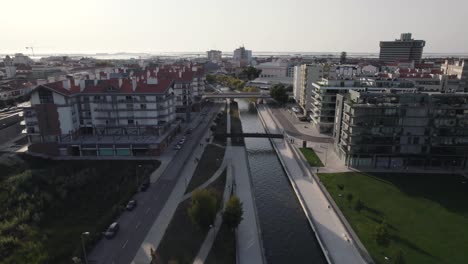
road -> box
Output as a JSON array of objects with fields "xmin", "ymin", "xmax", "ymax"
[{"xmin": 87, "ymin": 103, "xmax": 222, "ymax": 264}]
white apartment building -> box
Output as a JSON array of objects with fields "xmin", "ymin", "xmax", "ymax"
[
  {"xmin": 441, "ymin": 59, "xmax": 468, "ymax": 92},
  {"xmin": 24, "ymin": 66, "xmax": 205, "ymax": 157},
  {"xmin": 292, "ymin": 64, "xmax": 337, "ymax": 113}
]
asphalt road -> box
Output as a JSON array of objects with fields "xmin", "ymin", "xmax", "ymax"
[
  {"xmin": 87, "ymin": 103, "xmax": 222, "ymax": 264},
  {"xmin": 268, "ymin": 105, "xmax": 332, "ymax": 143}
]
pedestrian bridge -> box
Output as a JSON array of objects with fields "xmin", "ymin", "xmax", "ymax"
[
  {"xmin": 216, "ymin": 132, "xmax": 283, "ymax": 139},
  {"xmin": 203, "ymin": 93, "xmax": 271, "ymax": 99}
]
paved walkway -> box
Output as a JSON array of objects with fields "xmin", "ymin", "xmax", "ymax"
[
  {"xmin": 181, "ymin": 160, "xmax": 228, "ymax": 201},
  {"xmin": 258, "ymin": 105, "xmax": 367, "ymax": 264}
]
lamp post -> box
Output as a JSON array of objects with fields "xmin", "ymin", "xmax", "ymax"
[{"xmin": 81, "ymin": 232, "xmax": 90, "ymax": 264}]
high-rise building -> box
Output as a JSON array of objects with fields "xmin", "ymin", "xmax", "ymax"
[
  {"xmin": 379, "ymin": 33, "xmax": 425, "ymax": 63},
  {"xmin": 233, "ymin": 46, "xmax": 252, "ymax": 67},
  {"xmin": 207, "ymin": 50, "xmax": 222, "ymax": 63}
]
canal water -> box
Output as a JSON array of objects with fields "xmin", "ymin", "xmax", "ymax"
[{"xmin": 237, "ymin": 100, "xmax": 326, "ymax": 264}]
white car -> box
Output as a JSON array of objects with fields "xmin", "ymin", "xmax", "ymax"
[{"xmin": 174, "ymin": 144, "xmax": 182, "ymax": 150}]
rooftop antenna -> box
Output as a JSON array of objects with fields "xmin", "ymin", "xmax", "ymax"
[{"xmin": 25, "ymin": 46, "xmax": 35, "ymax": 56}]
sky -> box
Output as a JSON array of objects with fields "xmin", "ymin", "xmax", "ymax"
[{"xmin": 2, "ymin": 0, "xmax": 468, "ymax": 54}]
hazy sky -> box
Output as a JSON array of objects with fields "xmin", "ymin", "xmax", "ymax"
[{"xmin": 2, "ymin": 0, "xmax": 467, "ymax": 54}]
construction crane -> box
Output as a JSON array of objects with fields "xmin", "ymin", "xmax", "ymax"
[{"xmin": 25, "ymin": 46, "xmax": 35, "ymax": 56}]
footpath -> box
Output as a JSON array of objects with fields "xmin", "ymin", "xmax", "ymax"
[{"xmin": 257, "ymin": 105, "xmax": 367, "ymax": 264}]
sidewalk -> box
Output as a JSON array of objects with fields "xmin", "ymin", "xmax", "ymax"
[{"xmin": 257, "ymin": 105, "xmax": 367, "ymax": 264}]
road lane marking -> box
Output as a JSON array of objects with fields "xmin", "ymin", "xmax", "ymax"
[
  {"xmin": 122, "ymin": 239, "xmax": 128, "ymax": 249},
  {"xmin": 145, "ymin": 207, "xmax": 151, "ymax": 214},
  {"xmin": 136, "ymin": 221, "xmax": 141, "ymax": 229}
]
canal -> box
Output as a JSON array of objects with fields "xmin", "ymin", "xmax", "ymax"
[{"xmin": 237, "ymin": 100, "xmax": 326, "ymax": 264}]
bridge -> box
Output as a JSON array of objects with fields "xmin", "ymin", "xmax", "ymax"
[
  {"xmin": 215, "ymin": 132, "xmax": 283, "ymax": 139},
  {"xmin": 203, "ymin": 93, "xmax": 271, "ymax": 99}
]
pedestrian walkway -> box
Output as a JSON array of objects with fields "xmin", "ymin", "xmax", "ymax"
[
  {"xmin": 257, "ymin": 105, "xmax": 367, "ymax": 264},
  {"xmin": 230, "ymin": 146, "xmax": 265, "ymax": 264},
  {"xmin": 181, "ymin": 160, "xmax": 228, "ymax": 201}
]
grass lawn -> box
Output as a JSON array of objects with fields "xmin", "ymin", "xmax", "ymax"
[
  {"xmin": 0, "ymin": 154, "xmax": 160, "ymax": 263},
  {"xmin": 206, "ymin": 221, "xmax": 236, "ymax": 264},
  {"xmin": 157, "ymin": 169, "xmax": 227, "ymax": 263},
  {"xmin": 299, "ymin": 147, "xmax": 324, "ymax": 167},
  {"xmin": 213, "ymin": 106, "xmax": 227, "ymax": 146},
  {"xmin": 230, "ymin": 101, "xmax": 245, "ymax": 146},
  {"xmin": 319, "ymin": 172, "xmax": 468, "ymax": 264},
  {"xmin": 185, "ymin": 144, "xmax": 226, "ymax": 194}
]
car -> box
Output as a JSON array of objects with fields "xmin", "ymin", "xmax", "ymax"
[
  {"xmin": 126, "ymin": 200, "xmax": 137, "ymax": 211},
  {"xmin": 173, "ymin": 144, "xmax": 182, "ymax": 150},
  {"xmin": 139, "ymin": 182, "xmax": 150, "ymax": 192},
  {"xmin": 104, "ymin": 222, "xmax": 119, "ymax": 239}
]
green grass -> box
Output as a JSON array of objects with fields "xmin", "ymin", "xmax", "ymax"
[
  {"xmin": 157, "ymin": 169, "xmax": 227, "ymax": 263},
  {"xmin": 206, "ymin": 221, "xmax": 236, "ymax": 264},
  {"xmin": 185, "ymin": 144, "xmax": 226, "ymax": 194},
  {"xmin": 319, "ymin": 172, "xmax": 468, "ymax": 264},
  {"xmin": 0, "ymin": 154, "xmax": 160, "ymax": 263},
  {"xmin": 230, "ymin": 101, "xmax": 245, "ymax": 146},
  {"xmin": 299, "ymin": 148, "xmax": 324, "ymax": 167}
]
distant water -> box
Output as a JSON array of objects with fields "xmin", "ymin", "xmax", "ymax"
[{"xmin": 1, "ymin": 51, "xmax": 467, "ymax": 61}]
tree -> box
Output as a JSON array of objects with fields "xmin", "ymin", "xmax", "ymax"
[
  {"xmin": 374, "ymin": 221, "xmax": 390, "ymax": 247},
  {"xmin": 346, "ymin": 193, "xmax": 353, "ymax": 206},
  {"xmin": 340, "ymin": 51, "xmax": 347, "ymax": 64},
  {"xmin": 206, "ymin": 74, "xmax": 216, "ymax": 84},
  {"xmin": 223, "ymin": 196, "xmax": 244, "ymax": 230},
  {"xmin": 239, "ymin": 67, "xmax": 261, "ymax": 80},
  {"xmin": 392, "ymin": 249, "xmax": 405, "ymax": 264},
  {"xmin": 188, "ymin": 189, "xmax": 219, "ymax": 229},
  {"xmin": 337, "ymin": 184, "xmax": 344, "ymax": 191},
  {"xmin": 270, "ymin": 84, "xmax": 288, "ymax": 104},
  {"xmin": 353, "ymin": 198, "xmax": 364, "ymax": 213}
]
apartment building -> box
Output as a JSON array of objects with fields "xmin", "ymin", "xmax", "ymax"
[
  {"xmin": 441, "ymin": 59, "xmax": 468, "ymax": 92},
  {"xmin": 293, "ymin": 64, "xmax": 337, "ymax": 113},
  {"xmin": 207, "ymin": 50, "xmax": 222, "ymax": 63},
  {"xmin": 334, "ymin": 89, "xmax": 468, "ymax": 169},
  {"xmin": 309, "ymin": 78, "xmax": 414, "ymax": 133},
  {"xmin": 379, "ymin": 33, "xmax": 425, "ymax": 63},
  {"xmin": 233, "ymin": 46, "xmax": 252, "ymax": 67},
  {"xmin": 23, "ymin": 65, "xmax": 205, "ymax": 157}
]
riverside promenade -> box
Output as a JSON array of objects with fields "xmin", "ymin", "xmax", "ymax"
[{"xmin": 257, "ymin": 105, "xmax": 367, "ymax": 264}]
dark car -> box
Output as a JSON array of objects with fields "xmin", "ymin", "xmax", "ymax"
[
  {"xmin": 126, "ymin": 200, "xmax": 137, "ymax": 211},
  {"xmin": 104, "ymin": 222, "xmax": 119, "ymax": 239},
  {"xmin": 139, "ymin": 182, "xmax": 150, "ymax": 192}
]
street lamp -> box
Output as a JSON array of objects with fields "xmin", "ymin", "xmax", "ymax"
[{"xmin": 81, "ymin": 232, "xmax": 90, "ymax": 264}]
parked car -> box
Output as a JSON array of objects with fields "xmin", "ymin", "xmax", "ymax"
[
  {"xmin": 173, "ymin": 144, "xmax": 182, "ymax": 150},
  {"xmin": 126, "ymin": 200, "xmax": 137, "ymax": 211},
  {"xmin": 139, "ymin": 182, "xmax": 150, "ymax": 192},
  {"xmin": 104, "ymin": 222, "xmax": 119, "ymax": 239}
]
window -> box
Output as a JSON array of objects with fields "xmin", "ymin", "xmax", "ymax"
[
  {"xmin": 126, "ymin": 104, "xmax": 133, "ymax": 109},
  {"xmin": 38, "ymin": 89, "xmax": 54, "ymax": 104},
  {"xmin": 140, "ymin": 96, "xmax": 146, "ymax": 101},
  {"xmin": 125, "ymin": 96, "xmax": 132, "ymax": 101},
  {"xmin": 128, "ymin": 119, "xmax": 134, "ymax": 125},
  {"xmin": 140, "ymin": 104, "xmax": 147, "ymax": 110}
]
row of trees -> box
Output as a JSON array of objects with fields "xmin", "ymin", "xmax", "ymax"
[{"xmin": 188, "ymin": 189, "xmax": 244, "ymax": 231}]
